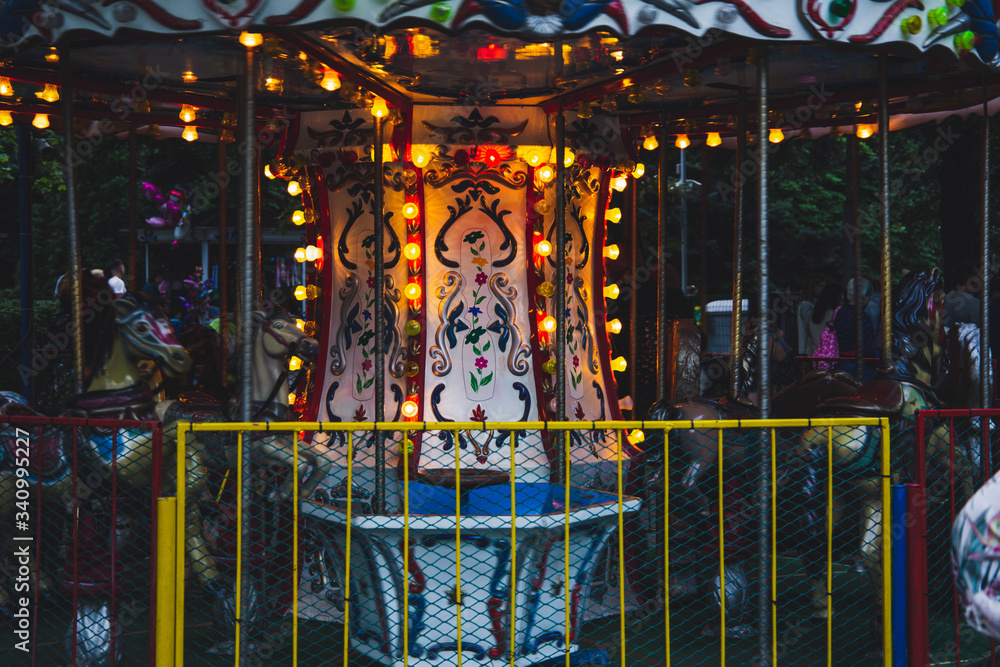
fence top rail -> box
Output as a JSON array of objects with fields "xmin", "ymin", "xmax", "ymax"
[
  {"xmin": 178, "ymin": 417, "xmax": 887, "ymax": 433},
  {"xmin": 0, "ymin": 415, "xmax": 162, "ymax": 430},
  {"xmin": 915, "ymin": 408, "xmax": 1000, "ymax": 418}
]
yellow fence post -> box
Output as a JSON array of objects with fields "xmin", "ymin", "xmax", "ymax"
[{"xmin": 156, "ymin": 496, "xmax": 177, "ymax": 667}]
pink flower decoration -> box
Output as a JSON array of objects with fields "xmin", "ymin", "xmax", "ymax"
[
  {"xmin": 573, "ymin": 355, "xmax": 580, "ymax": 367},
  {"xmin": 475, "ymin": 357, "xmax": 488, "ymax": 369},
  {"xmin": 567, "ymin": 273, "xmax": 574, "ymax": 284},
  {"xmin": 361, "ymin": 359, "xmax": 372, "ymax": 372},
  {"xmin": 475, "ymin": 272, "xmax": 488, "ymax": 285},
  {"xmin": 367, "ymin": 276, "xmax": 376, "ymax": 288}
]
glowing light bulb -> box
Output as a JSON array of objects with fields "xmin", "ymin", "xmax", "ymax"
[
  {"xmin": 769, "ymin": 128, "xmax": 785, "ymax": 144},
  {"xmin": 856, "ymin": 124, "xmax": 874, "ymax": 139},
  {"xmin": 288, "ymin": 355, "xmax": 303, "ymax": 371},
  {"xmin": 563, "ymin": 148, "xmax": 575, "ymax": 168},
  {"xmin": 402, "ymin": 400, "xmax": 419, "ymax": 418},
  {"xmin": 643, "ymin": 135, "xmax": 659, "ymax": 151},
  {"xmin": 0, "ymin": 77, "xmax": 12, "ymax": 96},
  {"xmin": 707, "ymin": 132, "xmax": 722, "ymax": 147},
  {"xmin": 292, "ymin": 210, "xmax": 306, "ymax": 225},
  {"xmin": 535, "ymin": 239, "xmax": 552, "ymax": 256},
  {"xmin": 606, "ymin": 208, "xmax": 622, "ymax": 224},
  {"xmin": 632, "ymin": 163, "xmax": 645, "ymax": 178},
  {"xmin": 611, "ymin": 356, "xmax": 627, "ymax": 372},
  {"xmin": 627, "ymin": 429, "xmax": 645, "ymax": 444},
  {"xmin": 404, "ymin": 242, "xmax": 421, "ymax": 260},
  {"xmin": 265, "ymin": 164, "xmax": 275, "ymax": 179},
  {"xmin": 405, "ymin": 282, "xmax": 422, "ymax": 300},
  {"xmin": 288, "ymin": 180, "xmax": 302, "ymax": 196},
  {"xmin": 607, "ymin": 318, "xmax": 622, "ymax": 334},
  {"xmin": 402, "ymin": 202, "xmax": 420, "ymax": 219},
  {"xmin": 527, "ymin": 150, "xmax": 545, "ymax": 167},
  {"xmin": 294, "ymin": 248, "xmax": 307, "ymax": 262},
  {"xmin": 604, "ymin": 284, "xmax": 620, "ymax": 299},
  {"xmin": 412, "ymin": 148, "xmax": 430, "ymax": 167},
  {"xmin": 320, "ymin": 68, "xmax": 341, "ymax": 91},
  {"xmin": 675, "ymin": 134, "xmax": 690, "ymax": 149},
  {"xmin": 294, "ymin": 285, "xmax": 307, "ymax": 300},
  {"xmin": 32, "ymin": 114, "xmax": 49, "ymax": 129},
  {"xmin": 0, "ymin": 111, "xmax": 11, "ymax": 126},
  {"xmin": 239, "ymin": 32, "xmax": 263, "ymax": 48},
  {"xmin": 541, "ymin": 316, "xmax": 557, "ymax": 332},
  {"xmin": 288, "ymin": 392, "xmax": 297, "ymax": 404},
  {"xmin": 182, "ymin": 125, "xmax": 198, "ymax": 142},
  {"xmin": 295, "ymin": 319, "xmax": 305, "ymax": 331},
  {"xmin": 305, "ymin": 245, "xmax": 321, "ymax": 262},
  {"xmin": 538, "ymin": 165, "xmax": 555, "ymax": 183},
  {"xmin": 612, "ymin": 176, "xmax": 627, "ymax": 192},
  {"xmin": 35, "ymin": 84, "xmax": 58, "ymax": 103},
  {"xmin": 604, "ymin": 244, "xmax": 620, "ymax": 260},
  {"xmin": 182, "ymin": 71, "xmax": 198, "ymax": 83},
  {"xmin": 371, "ymin": 97, "xmax": 389, "ymax": 118},
  {"xmin": 179, "ymin": 104, "xmax": 197, "ymax": 123}
]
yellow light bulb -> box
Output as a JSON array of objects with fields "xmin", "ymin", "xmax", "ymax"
[
  {"xmin": 320, "ymin": 68, "xmax": 341, "ymax": 91},
  {"xmin": 371, "ymin": 98, "xmax": 389, "ymax": 118},
  {"xmin": 288, "ymin": 392, "xmax": 297, "ymax": 404},
  {"xmin": 305, "ymin": 245, "xmax": 321, "ymax": 262},
  {"xmin": 769, "ymin": 128, "xmax": 785, "ymax": 144},
  {"xmin": 675, "ymin": 134, "xmax": 690, "ymax": 150},
  {"xmin": 538, "ymin": 165, "xmax": 555, "ymax": 183},
  {"xmin": 294, "ymin": 285, "xmax": 307, "ymax": 300},
  {"xmin": 404, "ymin": 242, "xmax": 421, "ymax": 260},
  {"xmin": 295, "ymin": 319, "xmax": 305, "ymax": 330},
  {"xmin": 35, "ymin": 84, "xmax": 58, "ymax": 103},
  {"xmin": 632, "ymin": 163, "xmax": 645, "ymax": 178},
  {"xmin": 182, "ymin": 71, "xmax": 198, "ymax": 83},
  {"xmin": 643, "ymin": 135, "xmax": 659, "ymax": 151},
  {"xmin": 604, "ymin": 244, "xmax": 620, "ymax": 260},
  {"xmin": 0, "ymin": 111, "xmax": 11, "ymax": 126},
  {"xmin": 412, "ymin": 148, "xmax": 430, "ymax": 167},
  {"xmin": 612, "ymin": 176, "xmax": 627, "ymax": 192},
  {"xmin": 288, "ymin": 355, "xmax": 303, "ymax": 371},
  {"xmin": 604, "ymin": 284, "xmax": 620, "ymax": 299},
  {"xmin": 292, "ymin": 210, "xmax": 306, "ymax": 225},
  {"xmin": 707, "ymin": 132, "xmax": 722, "ymax": 147},
  {"xmin": 179, "ymin": 105, "xmax": 197, "ymax": 123},
  {"xmin": 239, "ymin": 32, "xmax": 263, "ymax": 48},
  {"xmin": 181, "ymin": 125, "xmax": 198, "ymax": 142},
  {"xmin": 265, "ymin": 164, "xmax": 275, "ymax": 179},
  {"xmin": 32, "ymin": 114, "xmax": 49, "ymax": 129},
  {"xmin": 288, "ymin": 180, "xmax": 302, "ymax": 196},
  {"xmin": 402, "ymin": 400, "xmax": 419, "ymax": 418},
  {"xmin": 535, "ymin": 240, "xmax": 552, "ymax": 256},
  {"xmin": 405, "ymin": 282, "xmax": 422, "ymax": 300},
  {"xmin": 527, "ymin": 150, "xmax": 544, "ymax": 167},
  {"xmin": 608, "ymin": 318, "xmax": 622, "ymax": 334},
  {"xmin": 856, "ymin": 124, "xmax": 874, "ymax": 139},
  {"xmin": 402, "ymin": 202, "xmax": 420, "ymax": 219},
  {"xmin": 563, "ymin": 148, "xmax": 575, "ymax": 168},
  {"xmin": 541, "ymin": 316, "xmax": 557, "ymax": 332},
  {"xmin": 0, "ymin": 77, "xmax": 12, "ymax": 96},
  {"xmin": 294, "ymin": 248, "xmax": 307, "ymax": 262},
  {"xmin": 627, "ymin": 429, "xmax": 645, "ymax": 444},
  {"xmin": 611, "ymin": 356, "xmax": 627, "ymax": 372},
  {"xmin": 606, "ymin": 208, "xmax": 622, "ymax": 224}
]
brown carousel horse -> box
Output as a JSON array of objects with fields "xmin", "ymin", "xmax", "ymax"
[{"xmin": 794, "ymin": 269, "xmax": 979, "ymax": 653}]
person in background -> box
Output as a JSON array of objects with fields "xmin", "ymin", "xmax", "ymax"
[
  {"xmin": 106, "ymin": 258, "xmax": 126, "ymax": 296},
  {"xmin": 943, "ymin": 262, "xmax": 981, "ymax": 329},
  {"xmin": 805, "ymin": 281, "xmax": 842, "ymax": 360},
  {"xmin": 796, "ymin": 273, "xmax": 827, "ymax": 355},
  {"xmin": 834, "ymin": 276, "xmax": 880, "ymax": 382},
  {"xmin": 142, "ymin": 271, "xmax": 163, "ymax": 304}
]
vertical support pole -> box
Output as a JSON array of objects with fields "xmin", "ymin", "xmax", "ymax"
[
  {"xmin": 373, "ymin": 115, "xmax": 386, "ymax": 513},
  {"xmin": 891, "ymin": 485, "xmax": 908, "ymax": 667},
  {"xmin": 849, "ymin": 135, "xmax": 863, "ymax": 381},
  {"xmin": 155, "ymin": 496, "xmax": 176, "ymax": 667},
  {"xmin": 981, "ymin": 82, "xmax": 991, "ymax": 410},
  {"xmin": 905, "ymin": 482, "xmax": 929, "ymax": 667},
  {"xmin": 629, "ymin": 162, "xmax": 638, "ymax": 408},
  {"xmin": 878, "ymin": 57, "xmax": 892, "ymax": 369},
  {"xmin": 755, "ymin": 49, "xmax": 772, "ymax": 665},
  {"xmin": 237, "ymin": 43, "xmax": 257, "ymax": 666},
  {"xmin": 731, "ymin": 91, "xmax": 747, "ymax": 396},
  {"xmin": 61, "ymin": 51, "xmax": 84, "ymax": 394},
  {"xmin": 657, "ymin": 113, "xmax": 669, "ymax": 403},
  {"xmin": 218, "ymin": 142, "xmax": 229, "ymax": 387},
  {"xmin": 700, "ymin": 143, "xmax": 709, "ymax": 321},
  {"xmin": 679, "ymin": 147, "xmax": 688, "ymax": 291},
  {"xmin": 201, "ymin": 241, "xmax": 209, "ymax": 286},
  {"xmin": 555, "ymin": 105, "xmax": 567, "ymax": 424},
  {"xmin": 17, "ymin": 124, "xmax": 34, "ymax": 403},
  {"xmin": 129, "ymin": 125, "xmax": 137, "ymax": 290}
]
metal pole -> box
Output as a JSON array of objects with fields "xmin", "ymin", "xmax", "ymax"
[
  {"xmin": 981, "ymin": 82, "xmax": 991, "ymax": 409},
  {"xmin": 17, "ymin": 124, "xmax": 34, "ymax": 403},
  {"xmin": 237, "ymin": 43, "xmax": 257, "ymax": 665},
  {"xmin": 680, "ymin": 146, "xmax": 688, "ymax": 291},
  {"xmin": 61, "ymin": 52, "xmax": 84, "ymax": 394},
  {"xmin": 849, "ymin": 135, "xmax": 863, "ymax": 381},
  {"xmin": 129, "ymin": 125, "xmax": 137, "ymax": 290},
  {"xmin": 555, "ymin": 106, "xmax": 567, "ymax": 424},
  {"xmin": 731, "ymin": 90, "xmax": 747, "ymax": 397},
  {"xmin": 878, "ymin": 57, "xmax": 892, "ymax": 370},
  {"xmin": 700, "ymin": 143, "xmax": 709, "ymax": 321},
  {"xmin": 629, "ymin": 169, "xmax": 639, "ymax": 411},
  {"xmin": 218, "ymin": 142, "xmax": 229, "ymax": 388},
  {"xmin": 756, "ymin": 47, "xmax": 772, "ymax": 664},
  {"xmin": 373, "ymin": 115, "xmax": 386, "ymax": 513},
  {"xmin": 657, "ymin": 113, "xmax": 669, "ymax": 403}
]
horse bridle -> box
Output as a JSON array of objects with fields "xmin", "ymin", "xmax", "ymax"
[{"xmin": 253, "ymin": 314, "xmax": 310, "ymax": 421}]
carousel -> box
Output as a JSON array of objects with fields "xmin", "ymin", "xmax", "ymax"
[{"xmin": 0, "ymin": 0, "xmax": 999, "ymax": 665}]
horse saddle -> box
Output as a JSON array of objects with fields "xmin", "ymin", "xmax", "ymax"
[
  {"xmin": 689, "ymin": 395, "xmax": 760, "ymax": 421},
  {"xmin": 812, "ymin": 376, "xmax": 919, "ymax": 418},
  {"xmin": 68, "ymin": 386, "xmax": 158, "ymax": 421}
]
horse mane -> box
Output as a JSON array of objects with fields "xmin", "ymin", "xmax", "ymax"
[
  {"xmin": 890, "ymin": 269, "xmax": 940, "ymax": 380},
  {"xmin": 85, "ymin": 291, "xmax": 165, "ymax": 381}
]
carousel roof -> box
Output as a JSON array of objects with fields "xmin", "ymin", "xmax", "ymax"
[{"xmin": 0, "ymin": 0, "xmax": 998, "ymax": 137}]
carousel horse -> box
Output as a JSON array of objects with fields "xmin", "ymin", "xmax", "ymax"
[
  {"xmin": 794, "ymin": 269, "xmax": 980, "ymax": 652},
  {"xmin": 953, "ymin": 466, "xmax": 1000, "ymax": 639},
  {"xmin": 156, "ymin": 305, "xmax": 328, "ymax": 624}
]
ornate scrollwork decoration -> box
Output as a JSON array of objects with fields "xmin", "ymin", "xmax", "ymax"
[
  {"xmin": 421, "ymin": 108, "xmax": 528, "ymax": 145},
  {"xmin": 496, "ymin": 382, "xmax": 532, "ymax": 450},
  {"xmin": 337, "ymin": 198, "xmax": 366, "ymax": 270},
  {"xmin": 329, "ymin": 275, "xmax": 359, "ymax": 376},
  {"xmin": 487, "ymin": 274, "xmax": 530, "ymax": 376},
  {"xmin": 305, "ymin": 110, "xmax": 373, "ymax": 148},
  {"xmin": 424, "ymin": 161, "xmax": 527, "ymax": 193},
  {"xmin": 323, "ymin": 382, "xmax": 346, "ymax": 448},
  {"xmin": 478, "ymin": 198, "xmax": 518, "ymax": 268},
  {"xmin": 430, "ymin": 384, "xmax": 461, "ymax": 451},
  {"xmin": 385, "ymin": 164, "xmax": 419, "ymax": 196},
  {"xmin": 573, "ymin": 278, "xmax": 598, "ymax": 376},
  {"xmin": 385, "ymin": 278, "xmax": 406, "ymax": 379},
  {"xmin": 434, "ymin": 195, "xmax": 475, "ymax": 269},
  {"xmin": 429, "ymin": 272, "xmax": 464, "ymax": 376},
  {"xmin": 325, "ymin": 162, "xmax": 376, "ymax": 193},
  {"xmin": 545, "ymin": 199, "xmax": 589, "ymax": 271}
]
